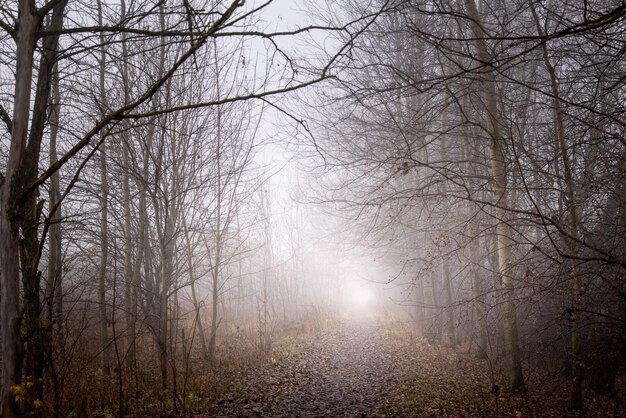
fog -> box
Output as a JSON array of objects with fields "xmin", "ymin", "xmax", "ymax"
[{"xmin": 0, "ymin": 0, "xmax": 624, "ymax": 416}]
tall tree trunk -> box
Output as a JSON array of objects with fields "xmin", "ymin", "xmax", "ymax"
[
  {"xmin": 208, "ymin": 258, "xmax": 220, "ymax": 365},
  {"xmin": 0, "ymin": 4, "xmax": 39, "ymax": 415},
  {"xmin": 157, "ymin": 2, "xmax": 174, "ymax": 388},
  {"xmin": 46, "ymin": 60, "xmax": 64, "ymax": 414},
  {"xmin": 131, "ymin": 95, "xmax": 154, "ymax": 380},
  {"xmin": 98, "ymin": 148, "xmax": 110, "ymax": 376},
  {"xmin": 122, "ymin": 126, "xmax": 135, "ymax": 367},
  {"xmin": 529, "ymin": 2, "xmax": 583, "ymax": 407},
  {"xmin": 24, "ymin": 4, "xmax": 66, "ymax": 413},
  {"xmin": 119, "ymin": 0, "xmax": 137, "ymax": 370},
  {"xmin": 159, "ymin": 222, "xmax": 171, "ymax": 389},
  {"xmin": 97, "ymin": 0, "xmax": 110, "ymax": 375},
  {"xmin": 464, "ymin": 0, "xmax": 526, "ymax": 392},
  {"xmin": 1, "ymin": 2, "xmax": 67, "ymax": 415},
  {"xmin": 131, "ymin": 149, "xmax": 148, "ymax": 370},
  {"xmin": 208, "ymin": 44, "xmax": 224, "ymax": 365}
]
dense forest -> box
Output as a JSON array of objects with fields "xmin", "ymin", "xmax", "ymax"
[{"xmin": 0, "ymin": 0, "xmax": 625, "ymax": 416}]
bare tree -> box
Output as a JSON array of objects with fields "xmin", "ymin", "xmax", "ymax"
[{"xmin": 462, "ymin": 0, "xmax": 526, "ymax": 393}]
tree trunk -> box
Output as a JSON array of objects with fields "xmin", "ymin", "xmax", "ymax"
[
  {"xmin": 122, "ymin": 135, "xmax": 136, "ymax": 368},
  {"xmin": 159, "ymin": 227, "xmax": 171, "ymax": 389},
  {"xmin": 98, "ymin": 145, "xmax": 110, "ymax": 375},
  {"xmin": 183, "ymin": 220, "xmax": 209, "ymax": 359},
  {"xmin": 529, "ymin": 1, "xmax": 583, "ymax": 407},
  {"xmin": 24, "ymin": 2, "xmax": 67, "ymax": 413},
  {"xmin": 464, "ymin": 0, "xmax": 526, "ymax": 392},
  {"xmin": 97, "ymin": 0, "xmax": 110, "ymax": 375},
  {"xmin": 208, "ymin": 42, "xmax": 225, "ymax": 366},
  {"xmin": 1, "ymin": 1, "xmax": 68, "ymax": 415},
  {"xmin": 0, "ymin": 5, "xmax": 39, "ymax": 412},
  {"xmin": 46, "ymin": 60, "xmax": 64, "ymax": 415},
  {"xmin": 191, "ymin": 276, "xmax": 210, "ymax": 359},
  {"xmin": 441, "ymin": 260, "xmax": 456, "ymax": 347},
  {"xmin": 119, "ymin": 0, "xmax": 137, "ymax": 370},
  {"xmin": 208, "ymin": 264, "xmax": 219, "ymax": 365},
  {"xmin": 429, "ymin": 268, "xmax": 441, "ymax": 343},
  {"xmin": 468, "ymin": 218, "xmax": 488, "ymax": 358}
]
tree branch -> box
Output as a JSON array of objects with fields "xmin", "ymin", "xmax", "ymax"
[
  {"xmin": 26, "ymin": 0, "xmax": 245, "ymax": 195},
  {"xmin": 0, "ymin": 104, "xmax": 12, "ymax": 133}
]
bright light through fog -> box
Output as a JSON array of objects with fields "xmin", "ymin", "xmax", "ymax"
[{"xmin": 346, "ymin": 283, "xmax": 375, "ymax": 309}]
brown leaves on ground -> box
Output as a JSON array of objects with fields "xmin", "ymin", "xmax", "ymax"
[
  {"xmin": 202, "ymin": 316, "xmax": 625, "ymax": 417},
  {"xmin": 379, "ymin": 322, "xmax": 626, "ymax": 418},
  {"xmin": 207, "ymin": 316, "xmax": 402, "ymax": 417}
]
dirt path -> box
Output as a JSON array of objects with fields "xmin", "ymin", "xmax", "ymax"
[{"xmin": 208, "ymin": 317, "xmax": 403, "ymax": 417}]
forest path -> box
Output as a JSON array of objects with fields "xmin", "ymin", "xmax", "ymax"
[{"xmin": 208, "ymin": 316, "xmax": 406, "ymax": 417}]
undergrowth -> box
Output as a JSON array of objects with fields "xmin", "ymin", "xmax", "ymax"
[
  {"xmin": 54, "ymin": 316, "xmax": 333, "ymax": 417},
  {"xmin": 379, "ymin": 318, "xmax": 626, "ymax": 418}
]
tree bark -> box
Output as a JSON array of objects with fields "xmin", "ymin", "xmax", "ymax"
[
  {"xmin": 208, "ymin": 42, "xmax": 225, "ymax": 366},
  {"xmin": 468, "ymin": 218, "xmax": 488, "ymax": 358},
  {"xmin": 1, "ymin": 1, "xmax": 67, "ymax": 415},
  {"xmin": 463, "ymin": 0, "xmax": 526, "ymax": 392},
  {"xmin": 45, "ymin": 59, "xmax": 64, "ymax": 415},
  {"xmin": 22, "ymin": 3, "xmax": 67, "ymax": 413},
  {"xmin": 119, "ymin": 0, "xmax": 137, "ymax": 370},
  {"xmin": 0, "ymin": 4, "xmax": 39, "ymax": 413},
  {"xmin": 97, "ymin": 0, "xmax": 111, "ymax": 375}
]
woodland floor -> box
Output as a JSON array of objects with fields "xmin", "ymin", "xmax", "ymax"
[
  {"xmin": 198, "ymin": 314, "xmax": 625, "ymax": 418},
  {"xmin": 206, "ymin": 315, "xmax": 402, "ymax": 417}
]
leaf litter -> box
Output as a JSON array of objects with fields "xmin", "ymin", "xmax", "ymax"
[
  {"xmin": 206, "ymin": 316, "xmax": 403, "ymax": 417},
  {"xmin": 201, "ymin": 317, "xmax": 625, "ymax": 417}
]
